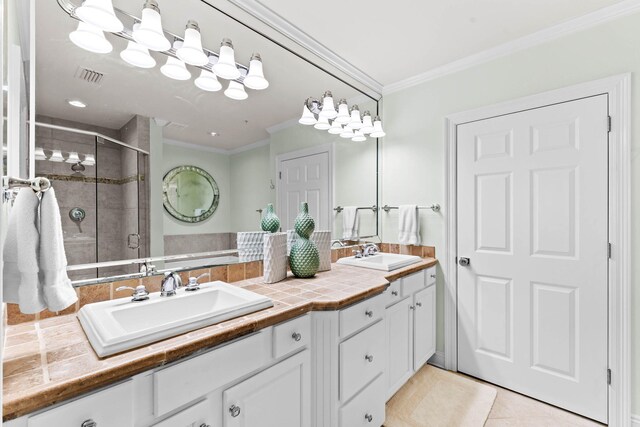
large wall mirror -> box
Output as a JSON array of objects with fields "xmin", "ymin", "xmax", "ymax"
[{"xmin": 29, "ymin": 0, "xmax": 380, "ymax": 282}]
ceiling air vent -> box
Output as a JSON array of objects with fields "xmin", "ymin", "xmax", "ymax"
[{"xmin": 74, "ymin": 67, "xmax": 104, "ymax": 85}]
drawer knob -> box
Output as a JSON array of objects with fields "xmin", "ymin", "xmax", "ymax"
[
  {"xmin": 364, "ymin": 354, "xmax": 374, "ymax": 362},
  {"xmin": 409, "ymin": 305, "xmax": 415, "ymax": 310},
  {"xmin": 391, "ymin": 290, "xmax": 399, "ymax": 296},
  {"xmin": 199, "ymin": 424, "xmax": 211, "ymax": 427},
  {"xmin": 229, "ymin": 405, "xmax": 241, "ymax": 418},
  {"xmin": 365, "ymin": 413, "xmax": 373, "ymax": 422},
  {"xmin": 292, "ymin": 332, "xmax": 302, "ymax": 341},
  {"xmin": 416, "ymin": 302, "xmax": 423, "ymax": 307},
  {"xmin": 81, "ymin": 420, "xmax": 97, "ymax": 427},
  {"xmin": 365, "ymin": 310, "xmax": 373, "ymax": 318},
  {"xmin": 430, "ymin": 274, "xmax": 436, "ymax": 278}
]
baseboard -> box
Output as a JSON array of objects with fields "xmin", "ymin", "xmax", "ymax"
[
  {"xmin": 631, "ymin": 414, "xmax": 640, "ymax": 426},
  {"xmin": 428, "ymin": 351, "xmax": 445, "ymax": 369}
]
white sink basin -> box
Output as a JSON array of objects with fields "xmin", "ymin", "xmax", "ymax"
[
  {"xmin": 337, "ymin": 253, "xmax": 422, "ymax": 271},
  {"xmin": 78, "ymin": 281, "xmax": 273, "ymax": 357}
]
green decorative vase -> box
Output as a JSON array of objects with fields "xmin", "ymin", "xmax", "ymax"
[
  {"xmin": 289, "ymin": 202, "xmax": 319, "ymax": 278},
  {"xmin": 261, "ymin": 203, "xmax": 280, "ymax": 233}
]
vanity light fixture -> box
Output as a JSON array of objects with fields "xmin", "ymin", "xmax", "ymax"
[
  {"xmin": 49, "ymin": 150, "xmax": 65, "ymax": 162},
  {"xmin": 34, "ymin": 147, "xmax": 47, "ymax": 161},
  {"xmin": 120, "ymin": 24, "xmax": 156, "ymax": 68},
  {"xmin": 213, "ymin": 39, "xmax": 241, "ymax": 80},
  {"xmin": 161, "ymin": 42, "xmax": 191, "ymax": 81},
  {"xmin": 314, "ymin": 116, "xmax": 331, "ymax": 130},
  {"xmin": 347, "ymin": 105, "xmax": 363, "ymax": 130},
  {"xmin": 243, "ymin": 53, "xmax": 269, "ymax": 90},
  {"xmin": 339, "ymin": 126, "xmax": 355, "ymax": 139},
  {"xmin": 360, "ymin": 111, "xmax": 374, "ymax": 134},
  {"xmin": 132, "ymin": 0, "xmax": 171, "ymax": 52},
  {"xmin": 195, "ymin": 69, "xmax": 222, "ymax": 92},
  {"xmin": 224, "ymin": 81, "xmax": 248, "ymax": 100},
  {"xmin": 328, "ymin": 120, "xmax": 343, "ymax": 135},
  {"xmin": 66, "ymin": 152, "xmax": 81, "ymax": 164},
  {"xmin": 352, "ymin": 130, "xmax": 366, "ymax": 142},
  {"xmin": 298, "ymin": 103, "xmax": 317, "ymax": 125},
  {"xmin": 369, "ymin": 116, "xmax": 386, "ymax": 138},
  {"xmin": 67, "ymin": 99, "xmax": 87, "ymax": 108},
  {"xmin": 334, "ymin": 99, "xmax": 350, "ymax": 124},
  {"xmin": 82, "ymin": 154, "xmax": 96, "ymax": 166},
  {"xmin": 75, "ymin": 0, "xmax": 123, "ymax": 33},
  {"xmin": 69, "ymin": 21, "xmax": 113, "ymax": 54},
  {"xmin": 319, "ymin": 91, "xmax": 337, "ymax": 119},
  {"xmin": 176, "ymin": 20, "xmax": 208, "ymax": 66}
]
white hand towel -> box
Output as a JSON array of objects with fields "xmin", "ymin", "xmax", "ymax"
[
  {"xmin": 2, "ymin": 188, "xmax": 46, "ymax": 313},
  {"xmin": 398, "ymin": 204, "xmax": 421, "ymax": 245},
  {"xmin": 341, "ymin": 207, "xmax": 359, "ymax": 240},
  {"xmin": 39, "ymin": 188, "xmax": 78, "ymax": 312}
]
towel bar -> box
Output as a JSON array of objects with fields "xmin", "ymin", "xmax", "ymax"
[
  {"xmin": 334, "ymin": 205, "xmax": 378, "ymax": 213},
  {"xmin": 2, "ymin": 176, "xmax": 51, "ymax": 202},
  {"xmin": 381, "ymin": 204, "xmax": 440, "ymax": 213}
]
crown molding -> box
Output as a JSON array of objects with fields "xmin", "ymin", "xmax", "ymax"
[
  {"xmin": 163, "ymin": 138, "xmax": 232, "ymax": 155},
  {"xmin": 383, "ymin": 0, "xmax": 640, "ymax": 95},
  {"xmin": 228, "ymin": 138, "xmax": 270, "ymax": 155}
]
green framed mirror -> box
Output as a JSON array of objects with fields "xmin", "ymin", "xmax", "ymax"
[{"xmin": 163, "ymin": 165, "xmax": 220, "ymax": 223}]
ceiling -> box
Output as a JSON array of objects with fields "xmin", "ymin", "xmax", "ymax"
[
  {"xmin": 246, "ymin": 0, "xmax": 627, "ymax": 87},
  {"xmin": 35, "ymin": 0, "xmax": 364, "ymax": 150}
]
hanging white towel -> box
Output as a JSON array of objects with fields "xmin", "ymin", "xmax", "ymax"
[
  {"xmin": 398, "ymin": 204, "xmax": 421, "ymax": 245},
  {"xmin": 39, "ymin": 188, "xmax": 78, "ymax": 312},
  {"xmin": 342, "ymin": 206, "xmax": 359, "ymax": 240},
  {"xmin": 2, "ymin": 188, "xmax": 46, "ymax": 313}
]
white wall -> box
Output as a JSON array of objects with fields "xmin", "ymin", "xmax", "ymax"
[{"xmin": 380, "ymin": 12, "xmax": 640, "ymax": 413}]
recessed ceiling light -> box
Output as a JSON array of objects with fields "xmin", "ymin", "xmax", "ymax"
[
  {"xmin": 209, "ymin": 131, "xmax": 218, "ymax": 137},
  {"xmin": 67, "ymin": 99, "xmax": 87, "ymax": 108}
]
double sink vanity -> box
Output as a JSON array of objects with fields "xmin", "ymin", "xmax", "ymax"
[{"xmin": 3, "ymin": 253, "xmax": 437, "ymax": 427}]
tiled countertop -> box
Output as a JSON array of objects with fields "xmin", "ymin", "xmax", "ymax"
[{"xmin": 2, "ymin": 259, "xmax": 437, "ymax": 421}]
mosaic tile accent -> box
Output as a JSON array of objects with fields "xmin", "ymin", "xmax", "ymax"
[{"xmin": 44, "ymin": 173, "xmax": 145, "ymax": 185}]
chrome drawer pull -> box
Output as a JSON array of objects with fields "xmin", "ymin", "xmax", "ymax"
[
  {"xmin": 292, "ymin": 332, "xmax": 302, "ymax": 342},
  {"xmin": 364, "ymin": 354, "xmax": 374, "ymax": 362},
  {"xmin": 81, "ymin": 420, "xmax": 97, "ymax": 427},
  {"xmin": 391, "ymin": 290, "xmax": 399, "ymax": 296},
  {"xmin": 365, "ymin": 413, "xmax": 373, "ymax": 422},
  {"xmin": 416, "ymin": 302, "xmax": 423, "ymax": 307},
  {"xmin": 229, "ymin": 405, "xmax": 241, "ymax": 417},
  {"xmin": 365, "ymin": 310, "xmax": 373, "ymax": 318}
]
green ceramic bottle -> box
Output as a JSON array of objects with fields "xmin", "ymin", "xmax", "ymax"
[
  {"xmin": 289, "ymin": 202, "xmax": 319, "ymax": 278},
  {"xmin": 261, "ymin": 203, "xmax": 280, "ymax": 233}
]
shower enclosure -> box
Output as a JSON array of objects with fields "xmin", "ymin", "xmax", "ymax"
[{"xmin": 34, "ymin": 117, "xmax": 150, "ymax": 281}]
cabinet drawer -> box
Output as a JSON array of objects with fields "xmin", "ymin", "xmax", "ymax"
[
  {"xmin": 154, "ymin": 330, "xmax": 271, "ymax": 417},
  {"xmin": 383, "ymin": 280, "xmax": 402, "ymax": 308},
  {"xmin": 273, "ymin": 314, "xmax": 310, "ymax": 359},
  {"xmin": 28, "ymin": 381, "xmax": 133, "ymax": 427},
  {"xmin": 152, "ymin": 399, "xmax": 212, "ymax": 427},
  {"xmin": 425, "ymin": 266, "xmax": 437, "ymax": 286},
  {"xmin": 339, "ymin": 374, "xmax": 385, "ymax": 427},
  {"xmin": 340, "ymin": 320, "xmax": 385, "ymax": 402},
  {"xmin": 401, "ymin": 270, "xmax": 426, "ymax": 297},
  {"xmin": 339, "ymin": 294, "xmax": 384, "ymax": 338}
]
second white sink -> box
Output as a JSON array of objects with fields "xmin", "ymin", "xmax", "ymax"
[
  {"xmin": 337, "ymin": 253, "xmax": 422, "ymax": 271},
  {"xmin": 78, "ymin": 281, "xmax": 273, "ymax": 357}
]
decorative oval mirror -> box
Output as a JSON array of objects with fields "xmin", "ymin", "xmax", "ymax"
[{"xmin": 163, "ymin": 165, "xmax": 220, "ymax": 223}]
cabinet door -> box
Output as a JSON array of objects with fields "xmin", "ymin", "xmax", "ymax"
[
  {"xmin": 385, "ymin": 297, "xmax": 413, "ymax": 400},
  {"xmin": 223, "ymin": 350, "xmax": 310, "ymax": 427},
  {"xmin": 413, "ymin": 285, "xmax": 436, "ymax": 371}
]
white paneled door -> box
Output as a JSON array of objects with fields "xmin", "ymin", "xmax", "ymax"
[
  {"xmin": 456, "ymin": 95, "xmax": 608, "ymax": 423},
  {"xmin": 278, "ymin": 151, "xmax": 330, "ymax": 232}
]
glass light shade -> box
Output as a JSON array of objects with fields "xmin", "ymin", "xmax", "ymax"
[
  {"xmin": 82, "ymin": 154, "xmax": 96, "ymax": 166},
  {"xmin": 66, "ymin": 152, "xmax": 81, "ymax": 164},
  {"xmin": 347, "ymin": 107, "xmax": 362, "ymax": 130},
  {"xmin": 328, "ymin": 120, "xmax": 343, "ymax": 134},
  {"xmin": 133, "ymin": 5, "xmax": 170, "ymax": 51},
  {"xmin": 75, "ymin": 0, "xmax": 124, "ymax": 33},
  {"xmin": 334, "ymin": 100, "xmax": 350, "ymax": 124},
  {"xmin": 120, "ymin": 27, "xmax": 156, "ymax": 68},
  {"xmin": 195, "ymin": 69, "xmax": 222, "ymax": 91},
  {"xmin": 34, "ymin": 147, "xmax": 47, "ymax": 161},
  {"xmin": 298, "ymin": 105, "xmax": 317, "ymax": 125},
  {"xmin": 360, "ymin": 113, "xmax": 374, "ymax": 134},
  {"xmin": 49, "ymin": 150, "xmax": 65, "ymax": 162},
  {"xmin": 319, "ymin": 92, "xmax": 337, "ymax": 119},
  {"xmin": 314, "ymin": 116, "xmax": 331, "ymax": 130},
  {"xmin": 340, "ymin": 127, "xmax": 355, "ymax": 139},
  {"xmin": 370, "ymin": 117, "xmax": 386, "ymax": 138},
  {"xmin": 352, "ymin": 130, "xmax": 367, "ymax": 142},
  {"xmin": 213, "ymin": 40, "xmax": 241, "ymax": 80},
  {"xmin": 176, "ymin": 21, "xmax": 208, "ymax": 66},
  {"xmin": 161, "ymin": 42, "xmax": 191, "ymax": 80},
  {"xmin": 224, "ymin": 81, "xmax": 248, "ymax": 100},
  {"xmin": 69, "ymin": 22, "xmax": 113, "ymax": 54},
  {"xmin": 243, "ymin": 54, "xmax": 269, "ymax": 90}
]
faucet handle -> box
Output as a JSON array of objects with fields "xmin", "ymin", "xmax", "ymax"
[
  {"xmin": 116, "ymin": 284, "xmax": 149, "ymax": 302},
  {"xmin": 185, "ymin": 272, "xmax": 210, "ymax": 292}
]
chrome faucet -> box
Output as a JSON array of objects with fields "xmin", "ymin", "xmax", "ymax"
[
  {"xmin": 185, "ymin": 272, "xmax": 210, "ymax": 292},
  {"xmin": 160, "ymin": 272, "xmax": 182, "ymax": 297},
  {"xmin": 115, "ymin": 284, "xmax": 150, "ymax": 302},
  {"xmin": 362, "ymin": 243, "xmax": 380, "ymax": 257},
  {"xmin": 331, "ymin": 240, "xmax": 346, "ymax": 248}
]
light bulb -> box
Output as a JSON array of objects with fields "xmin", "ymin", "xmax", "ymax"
[
  {"xmin": 213, "ymin": 39, "xmax": 241, "ymax": 80},
  {"xmin": 352, "ymin": 130, "xmax": 366, "ymax": 142},
  {"xmin": 370, "ymin": 116, "xmax": 386, "ymax": 138},
  {"xmin": 66, "ymin": 152, "xmax": 81, "ymax": 164},
  {"xmin": 224, "ymin": 81, "xmax": 248, "ymax": 100},
  {"xmin": 75, "ymin": 0, "xmax": 123, "ymax": 33},
  {"xmin": 298, "ymin": 104, "xmax": 317, "ymax": 125},
  {"xmin": 328, "ymin": 120, "xmax": 343, "ymax": 135},
  {"xmin": 133, "ymin": 0, "xmax": 170, "ymax": 51},
  {"xmin": 347, "ymin": 105, "xmax": 362, "ymax": 130},
  {"xmin": 340, "ymin": 126, "xmax": 354, "ymax": 139},
  {"xmin": 195, "ymin": 68, "xmax": 222, "ymax": 92},
  {"xmin": 243, "ymin": 53, "xmax": 269, "ymax": 90},
  {"xmin": 120, "ymin": 25, "xmax": 156, "ymax": 68},
  {"xmin": 161, "ymin": 41, "xmax": 191, "ymax": 80},
  {"xmin": 360, "ymin": 111, "xmax": 374, "ymax": 134},
  {"xmin": 82, "ymin": 154, "xmax": 96, "ymax": 166},
  {"xmin": 314, "ymin": 116, "xmax": 331, "ymax": 130},
  {"xmin": 176, "ymin": 20, "xmax": 208, "ymax": 66},
  {"xmin": 49, "ymin": 150, "xmax": 65, "ymax": 162},
  {"xmin": 319, "ymin": 91, "xmax": 337, "ymax": 119},
  {"xmin": 334, "ymin": 99, "xmax": 350, "ymax": 124},
  {"xmin": 69, "ymin": 21, "xmax": 113, "ymax": 54},
  {"xmin": 34, "ymin": 147, "xmax": 47, "ymax": 161}
]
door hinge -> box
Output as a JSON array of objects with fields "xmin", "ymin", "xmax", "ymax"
[
  {"xmin": 608, "ymin": 243, "xmax": 612, "ymax": 259},
  {"xmin": 608, "ymin": 116, "xmax": 612, "ymax": 133},
  {"xmin": 607, "ymin": 368, "xmax": 612, "ymax": 385}
]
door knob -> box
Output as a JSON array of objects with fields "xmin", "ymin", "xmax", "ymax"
[
  {"xmin": 365, "ymin": 354, "xmax": 374, "ymax": 362},
  {"xmin": 292, "ymin": 332, "xmax": 302, "ymax": 341},
  {"xmin": 365, "ymin": 413, "xmax": 373, "ymax": 422},
  {"xmin": 391, "ymin": 290, "xmax": 399, "ymax": 296},
  {"xmin": 229, "ymin": 405, "xmax": 241, "ymax": 417},
  {"xmin": 365, "ymin": 310, "xmax": 373, "ymax": 318},
  {"xmin": 458, "ymin": 257, "xmax": 470, "ymax": 267}
]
